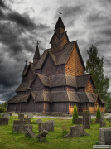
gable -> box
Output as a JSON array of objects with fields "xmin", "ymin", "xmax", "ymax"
[
  {"xmin": 65, "ymin": 42, "xmax": 85, "ymax": 76},
  {"xmin": 85, "ymin": 79, "xmax": 94, "ymax": 93},
  {"xmin": 41, "ymin": 54, "xmax": 57, "ymax": 76}
]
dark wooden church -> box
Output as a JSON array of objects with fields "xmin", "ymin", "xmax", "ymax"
[{"xmin": 7, "ymin": 17, "xmax": 105, "ymax": 114}]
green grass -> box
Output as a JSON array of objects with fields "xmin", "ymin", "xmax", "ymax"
[{"xmin": 0, "ymin": 117, "xmax": 111, "ymax": 149}]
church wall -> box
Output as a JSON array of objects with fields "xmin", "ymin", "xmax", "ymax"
[
  {"xmin": 65, "ymin": 45, "xmax": 84, "ymax": 76},
  {"xmin": 50, "ymin": 103, "xmax": 69, "ymax": 113},
  {"xmin": 85, "ymin": 79, "xmax": 94, "ymax": 93},
  {"xmin": 7, "ymin": 103, "xmax": 16, "ymax": 112}
]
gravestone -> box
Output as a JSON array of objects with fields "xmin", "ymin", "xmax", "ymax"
[
  {"xmin": 75, "ymin": 118, "xmax": 83, "ymax": 124},
  {"xmin": 38, "ymin": 120, "xmax": 54, "ymax": 132},
  {"xmin": 36, "ymin": 119, "xmax": 42, "ymax": 124},
  {"xmin": 108, "ymin": 117, "xmax": 111, "ymax": 123},
  {"xmin": 2, "ymin": 113, "xmax": 10, "ymax": 119},
  {"xmin": 24, "ymin": 118, "xmax": 31, "ymax": 124},
  {"xmin": 37, "ymin": 130, "xmax": 48, "ymax": 142},
  {"xmin": 99, "ymin": 113, "xmax": 106, "ymax": 127},
  {"xmin": 65, "ymin": 125, "xmax": 89, "ymax": 137},
  {"xmin": 26, "ymin": 113, "xmax": 33, "ymax": 119},
  {"xmin": 18, "ymin": 113, "xmax": 24, "ymax": 120},
  {"xmin": 13, "ymin": 120, "xmax": 32, "ymax": 133},
  {"xmin": 24, "ymin": 127, "xmax": 36, "ymax": 138},
  {"xmin": 0, "ymin": 118, "xmax": 8, "ymax": 125},
  {"xmin": 99, "ymin": 128, "xmax": 111, "ymax": 145},
  {"xmin": 83, "ymin": 111, "xmax": 90, "ymax": 129},
  {"xmin": 8, "ymin": 113, "xmax": 12, "ymax": 116}
]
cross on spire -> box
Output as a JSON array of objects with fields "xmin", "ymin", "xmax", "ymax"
[
  {"xmin": 25, "ymin": 60, "xmax": 27, "ymax": 65},
  {"xmin": 36, "ymin": 41, "xmax": 39, "ymax": 46}
]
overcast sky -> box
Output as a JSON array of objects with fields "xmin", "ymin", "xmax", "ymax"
[{"xmin": 0, "ymin": 0, "xmax": 111, "ymax": 102}]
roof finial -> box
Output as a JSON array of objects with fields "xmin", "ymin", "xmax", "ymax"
[
  {"xmin": 36, "ymin": 41, "xmax": 39, "ymax": 46},
  {"xmin": 25, "ymin": 60, "xmax": 27, "ymax": 65}
]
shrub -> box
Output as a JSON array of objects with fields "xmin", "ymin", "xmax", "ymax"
[
  {"xmin": 72, "ymin": 105, "xmax": 78, "ymax": 124},
  {"xmin": 96, "ymin": 106, "xmax": 101, "ymax": 119}
]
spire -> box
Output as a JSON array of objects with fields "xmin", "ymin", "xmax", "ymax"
[
  {"xmin": 33, "ymin": 41, "xmax": 40, "ymax": 64},
  {"xmin": 50, "ymin": 17, "xmax": 69, "ymax": 53},
  {"xmin": 55, "ymin": 17, "xmax": 65, "ymax": 30}
]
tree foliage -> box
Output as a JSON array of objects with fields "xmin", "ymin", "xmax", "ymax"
[
  {"xmin": 72, "ymin": 105, "xmax": 78, "ymax": 124},
  {"xmin": 86, "ymin": 45, "xmax": 109, "ymax": 102},
  {"xmin": 96, "ymin": 106, "xmax": 101, "ymax": 119},
  {"xmin": 0, "ymin": 102, "xmax": 7, "ymax": 113}
]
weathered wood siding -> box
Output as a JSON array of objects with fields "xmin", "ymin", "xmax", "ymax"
[
  {"xmin": 65, "ymin": 45, "xmax": 84, "ymax": 76},
  {"xmin": 50, "ymin": 103, "xmax": 69, "ymax": 113},
  {"xmin": 85, "ymin": 79, "xmax": 94, "ymax": 93}
]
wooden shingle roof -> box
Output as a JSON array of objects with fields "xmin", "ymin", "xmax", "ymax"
[{"xmin": 34, "ymin": 41, "xmax": 85, "ymax": 70}]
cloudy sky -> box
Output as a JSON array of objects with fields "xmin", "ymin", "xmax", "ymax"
[{"xmin": 0, "ymin": 0, "xmax": 111, "ymax": 102}]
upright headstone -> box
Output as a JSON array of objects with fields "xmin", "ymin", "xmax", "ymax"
[
  {"xmin": 36, "ymin": 119, "xmax": 42, "ymax": 124},
  {"xmin": 75, "ymin": 118, "xmax": 83, "ymax": 124},
  {"xmin": 65, "ymin": 125, "xmax": 89, "ymax": 137},
  {"xmin": 26, "ymin": 113, "xmax": 33, "ymax": 119},
  {"xmin": 18, "ymin": 113, "xmax": 24, "ymax": 120},
  {"xmin": 99, "ymin": 113, "xmax": 106, "ymax": 127},
  {"xmin": 13, "ymin": 120, "xmax": 32, "ymax": 133},
  {"xmin": 83, "ymin": 111, "xmax": 90, "ymax": 129},
  {"xmin": 2, "ymin": 113, "xmax": 10, "ymax": 119},
  {"xmin": 99, "ymin": 128, "xmax": 111, "ymax": 145},
  {"xmin": 38, "ymin": 120, "xmax": 54, "ymax": 132},
  {"xmin": 108, "ymin": 117, "xmax": 111, "ymax": 123}
]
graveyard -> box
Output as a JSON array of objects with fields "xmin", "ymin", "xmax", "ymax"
[{"xmin": 0, "ymin": 112, "xmax": 111, "ymax": 149}]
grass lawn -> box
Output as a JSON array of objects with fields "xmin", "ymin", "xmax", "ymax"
[{"xmin": 0, "ymin": 117, "xmax": 111, "ymax": 149}]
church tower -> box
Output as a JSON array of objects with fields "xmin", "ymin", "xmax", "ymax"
[{"xmin": 50, "ymin": 17, "xmax": 69, "ymax": 53}]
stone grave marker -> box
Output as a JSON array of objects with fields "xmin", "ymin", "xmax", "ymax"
[
  {"xmin": 18, "ymin": 113, "xmax": 24, "ymax": 120},
  {"xmin": 2, "ymin": 113, "xmax": 10, "ymax": 119},
  {"xmin": 99, "ymin": 113, "xmax": 106, "ymax": 127},
  {"xmin": 24, "ymin": 127, "xmax": 36, "ymax": 138},
  {"xmin": 37, "ymin": 130, "xmax": 48, "ymax": 142},
  {"xmin": 13, "ymin": 120, "xmax": 32, "ymax": 133},
  {"xmin": 83, "ymin": 111, "xmax": 90, "ymax": 129},
  {"xmin": 99, "ymin": 128, "xmax": 111, "ymax": 145},
  {"xmin": 26, "ymin": 113, "xmax": 33, "ymax": 119},
  {"xmin": 65, "ymin": 125, "xmax": 89, "ymax": 137},
  {"xmin": 36, "ymin": 119, "xmax": 42, "ymax": 124},
  {"xmin": 0, "ymin": 118, "xmax": 8, "ymax": 125},
  {"xmin": 108, "ymin": 117, "xmax": 111, "ymax": 123},
  {"xmin": 75, "ymin": 118, "xmax": 83, "ymax": 124},
  {"xmin": 38, "ymin": 120, "xmax": 54, "ymax": 132}
]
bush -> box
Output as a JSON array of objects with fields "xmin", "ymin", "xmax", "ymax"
[
  {"xmin": 96, "ymin": 106, "xmax": 101, "ymax": 119},
  {"xmin": 72, "ymin": 105, "xmax": 78, "ymax": 124}
]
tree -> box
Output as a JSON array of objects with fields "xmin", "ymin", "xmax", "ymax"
[
  {"xmin": 72, "ymin": 105, "xmax": 78, "ymax": 124},
  {"xmin": 96, "ymin": 106, "xmax": 101, "ymax": 119},
  {"xmin": 86, "ymin": 45, "xmax": 109, "ymax": 102}
]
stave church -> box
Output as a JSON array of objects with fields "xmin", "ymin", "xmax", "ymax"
[{"xmin": 7, "ymin": 17, "xmax": 105, "ymax": 114}]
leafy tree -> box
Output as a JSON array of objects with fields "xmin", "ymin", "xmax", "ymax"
[
  {"xmin": 72, "ymin": 105, "xmax": 78, "ymax": 124},
  {"xmin": 86, "ymin": 45, "xmax": 109, "ymax": 102},
  {"xmin": 0, "ymin": 102, "xmax": 7, "ymax": 113}
]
